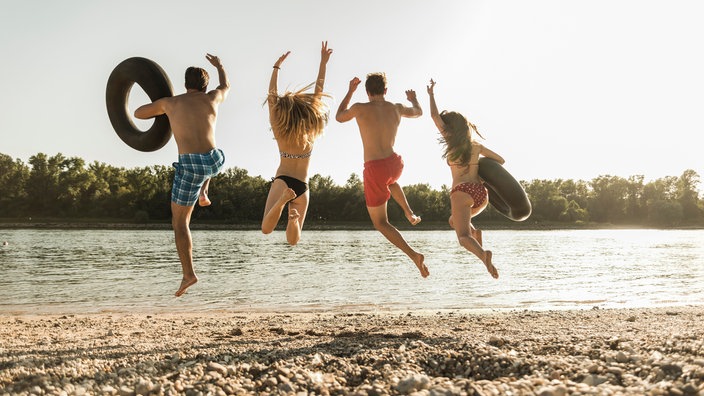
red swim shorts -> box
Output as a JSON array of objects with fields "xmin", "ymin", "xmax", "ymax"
[{"xmin": 363, "ymin": 153, "xmax": 404, "ymax": 207}]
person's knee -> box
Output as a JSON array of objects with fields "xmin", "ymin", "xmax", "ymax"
[
  {"xmin": 261, "ymin": 225, "xmax": 273, "ymax": 235},
  {"xmin": 371, "ymin": 218, "xmax": 391, "ymax": 231}
]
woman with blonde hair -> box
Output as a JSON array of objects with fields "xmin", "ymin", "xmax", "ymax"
[
  {"xmin": 261, "ymin": 42, "xmax": 332, "ymax": 245},
  {"xmin": 427, "ymin": 79, "xmax": 504, "ymax": 278}
]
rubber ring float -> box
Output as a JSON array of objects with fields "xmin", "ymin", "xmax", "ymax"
[
  {"xmin": 106, "ymin": 57, "xmax": 173, "ymax": 152},
  {"xmin": 478, "ymin": 157, "xmax": 532, "ymax": 221}
]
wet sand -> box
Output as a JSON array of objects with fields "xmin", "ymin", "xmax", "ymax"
[{"xmin": 1, "ymin": 307, "xmax": 703, "ymax": 395}]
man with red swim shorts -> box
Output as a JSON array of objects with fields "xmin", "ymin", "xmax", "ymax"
[{"xmin": 336, "ymin": 72, "xmax": 429, "ymax": 278}]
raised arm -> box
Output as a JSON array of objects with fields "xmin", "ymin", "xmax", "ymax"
[
  {"xmin": 335, "ymin": 77, "xmax": 361, "ymax": 123},
  {"xmin": 268, "ymin": 51, "xmax": 290, "ymax": 106},
  {"xmin": 314, "ymin": 41, "xmax": 333, "ymax": 95},
  {"xmin": 399, "ymin": 89, "xmax": 422, "ymax": 118},
  {"xmin": 426, "ymin": 79, "xmax": 446, "ymax": 132},
  {"xmin": 206, "ymin": 53, "xmax": 230, "ymax": 103}
]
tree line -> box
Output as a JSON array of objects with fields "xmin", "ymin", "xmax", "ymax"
[{"xmin": 0, "ymin": 152, "xmax": 702, "ymax": 227}]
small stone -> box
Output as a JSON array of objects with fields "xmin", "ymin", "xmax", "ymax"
[
  {"xmin": 263, "ymin": 376, "xmax": 278, "ymax": 388},
  {"xmin": 606, "ymin": 366, "xmax": 623, "ymax": 376},
  {"xmin": 682, "ymin": 383, "xmax": 698, "ymax": 395},
  {"xmin": 135, "ymin": 379, "xmax": 152, "ymax": 395},
  {"xmin": 230, "ymin": 328, "xmax": 243, "ymax": 336},
  {"xmin": 396, "ymin": 374, "xmax": 430, "ymax": 393},
  {"xmin": 119, "ymin": 386, "xmax": 135, "ymax": 396},
  {"xmin": 207, "ymin": 361, "xmax": 228, "ymax": 376},
  {"xmin": 615, "ymin": 351, "xmax": 629, "ymax": 363},
  {"xmin": 582, "ymin": 374, "xmax": 608, "ymax": 386}
]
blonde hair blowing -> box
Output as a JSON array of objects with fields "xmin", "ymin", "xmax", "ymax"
[{"xmin": 268, "ymin": 83, "xmax": 330, "ymax": 148}]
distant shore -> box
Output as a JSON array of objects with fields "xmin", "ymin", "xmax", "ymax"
[
  {"xmin": 2, "ymin": 307, "xmax": 703, "ymax": 395},
  {"xmin": 1, "ymin": 219, "xmax": 701, "ymax": 231}
]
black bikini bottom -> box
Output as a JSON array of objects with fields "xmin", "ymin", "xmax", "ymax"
[{"xmin": 274, "ymin": 175, "xmax": 308, "ymax": 198}]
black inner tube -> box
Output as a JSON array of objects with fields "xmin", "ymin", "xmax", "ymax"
[
  {"xmin": 106, "ymin": 57, "xmax": 173, "ymax": 152},
  {"xmin": 478, "ymin": 157, "xmax": 532, "ymax": 221}
]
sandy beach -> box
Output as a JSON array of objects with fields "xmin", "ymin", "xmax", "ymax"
[{"xmin": 1, "ymin": 307, "xmax": 703, "ymax": 395}]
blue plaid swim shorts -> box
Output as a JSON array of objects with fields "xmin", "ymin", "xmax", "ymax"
[{"xmin": 171, "ymin": 148, "xmax": 225, "ymax": 206}]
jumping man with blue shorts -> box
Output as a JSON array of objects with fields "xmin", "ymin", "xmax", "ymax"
[{"xmin": 135, "ymin": 54, "xmax": 230, "ymax": 297}]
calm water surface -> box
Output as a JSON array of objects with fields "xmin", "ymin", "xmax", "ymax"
[{"xmin": 1, "ymin": 229, "xmax": 702, "ymax": 314}]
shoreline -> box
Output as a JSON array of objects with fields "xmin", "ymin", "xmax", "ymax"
[
  {"xmin": 1, "ymin": 220, "xmax": 702, "ymax": 231},
  {"xmin": 2, "ymin": 306, "xmax": 703, "ymax": 395}
]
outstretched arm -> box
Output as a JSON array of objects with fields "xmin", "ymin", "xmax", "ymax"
[
  {"xmin": 399, "ymin": 89, "xmax": 422, "ymax": 118},
  {"xmin": 134, "ymin": 97, "xmax": 167, "ymax": 119},
  {"xmin": 426, "ymin": 79, "xmax": 445, "ymax": 132},
  {"xmin": 206, "ymin": 53, "xmax": 230, "ymax": 103},
  {"xmin": 268, "ymin": 51, "xmax": 290, "ymax": 107},
  {"xmin": 314, "ymin": 41, "xmax": 333, "ymax": 95},
  {"xmin": 480, "ymin": 144, "xmax": 505, "ymax": 165},
  {"xmin": 335, "ymin": 77, "xmax": 361, "ymax": 123}
]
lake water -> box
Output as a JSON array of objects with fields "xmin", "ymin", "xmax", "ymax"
[{"xmin": 1, "ymin": 229, "xmax": 702, "ymax": 314}]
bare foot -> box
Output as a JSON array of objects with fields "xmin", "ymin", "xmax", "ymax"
[
  {"xmin": 483, "ymin": 250, "xmax": 498, "ymax": 279},
  {"xmin": 279, "ymin": 188, "xmax": 297, "ymax": 204},
  {"xmin": 175, "ymin": 276, "xmax": 198, "ymax": 297},
  {"xmin": 448, "ymin": 216, "xmax": 455, "ymax": 229},
  {"xmin": 198, "ymin": 193, "xmax": 211, "ymax": 207},
  {"xmin": 407, "ymin": 213, "xmax": 422, "ymax": 226},
  {"xmin": 413, "ymin": 253, "xmax": 429, "ymax": 278},
  {"xmin": 288, "ymin": 208, "xmax": 300, "ymax": 222}
]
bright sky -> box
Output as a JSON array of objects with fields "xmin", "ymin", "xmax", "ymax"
[{"xmin": 1, "ymin": 1, "xmax": 703, "ymax": 190}]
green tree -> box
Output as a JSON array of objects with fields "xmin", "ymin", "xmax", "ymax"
[
  {"xmin": 648, "ymin": 200, "xmax": 683, "ymax": 226},
  {"xmin": 676, "ymin": 169, "xmax": 701, "ymax": 223},
  {"xmin": 339, "ymin": 173, "xmax": 366, "ymax": 221},
  {"xmin": 25, "ymin": 153, "xmax": 66, "ymax": 216},
  {"xmin": 588, "ymin": 175, "xmax": 629, "ymax": 223},
  {"xmin": 57, "ymin": 156, "xmax": 94, "ymax": 216},
  {"xmin": 0, "ymin": 154, "xmax": 29, "ymax": 216}
]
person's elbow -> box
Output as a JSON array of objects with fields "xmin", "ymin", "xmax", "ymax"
[
  {"xmin": 407, "ymin": 108, "xmax": 422, "ymax": 118},
  {"xmin": 335, "ymin": 112, "xmax": 349, "ymax": 123}
]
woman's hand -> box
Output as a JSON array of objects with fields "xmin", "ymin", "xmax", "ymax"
[{"xmin": 274, "ymin": 51, "xmax": 290, "ymax": 69}]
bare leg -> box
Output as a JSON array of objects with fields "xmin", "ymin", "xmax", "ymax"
[
  {"xmin": 471, "ymin": 226, "xmax": 483, "ymax": 246},
  {"xmin": 262, "ymin": 179, "xmax": 296, "ymax": 234},
  {"xmin": 451, "ymin": 193, "xmax": 498, "ymax": 279},
  {"xmin": 367, "ymin": 203, "xmax": 428, "ymax": 278},
  {"xmin": 285, "ymin": 191, "xmax": 309, "ymax": 246},
  {"xmin": 389, "ymin": 183, "xmax": 421, "ymax": 225},
  {"xmin": 198, "ymin": 179, "xmax": 212, "ymax": 207},
  {"xmin": 172, "ymin": 202, "xmax": 198, "ymax": 296}
]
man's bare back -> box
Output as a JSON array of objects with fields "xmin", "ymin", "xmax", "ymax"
[
  {"xmin": 135, "ymin": 53, "xmax": 228, "ymax": 155},
  {"xmin": 336, "ymin": 76, "xmax": 422, "ymax": 161},
  {"xmin": 350, "ymin": 100, "xmax": 403, "ymax": 161},
  {"xmin": 159, "ymin": 92, "xmax": 219, "ymax": 154}
]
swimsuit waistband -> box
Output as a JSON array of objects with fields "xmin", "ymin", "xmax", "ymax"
[
  {"xmin": 178, "ymin": 148, "xmax": 223, "ymax": 162},
  {"xmin": 364, "ymin": 152, "xmax": 401, "ymax": 166}
]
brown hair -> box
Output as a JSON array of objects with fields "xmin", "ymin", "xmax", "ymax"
[
  {"xmin": 365, "ymin": 73, "xmax": 386, "ymax": 95},
  {"xmin": 185, "ymin": 67, "xmax": 209, "ymax": 92},
  {"xmin": 439, "ymin": 111, "xmax": 484, "ymax": 166},
  {"xmin": 268, "ymin": 83, "xmax": 330, "ymax": 148}
]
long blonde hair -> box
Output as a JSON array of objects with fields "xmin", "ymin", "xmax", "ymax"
[
  {"xmin": 439, "ymin": 110, "xmax": 484, "ymax": 166},
  {"xmin": 268, "ymin": 83, "xmax": 330, "ymax": 148}
]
